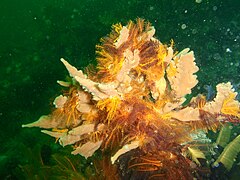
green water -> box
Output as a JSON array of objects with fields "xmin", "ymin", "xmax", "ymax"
[{"xmin": 0, "ymin": 0, "xmax": 239, "ymax": 179}]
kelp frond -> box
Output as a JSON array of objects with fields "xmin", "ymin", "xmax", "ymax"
[
  {"xmin": 186, "ymin": 147, "xmax": 206, "ymax": 166},
  {"xmin": 216, "ymin": 124, "xmax": 231, "ymax": 148},
  {"xmin": 214, "ymin": 134, "xmax": 240, "ymax": 171}
]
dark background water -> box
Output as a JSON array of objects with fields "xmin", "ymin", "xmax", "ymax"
[{"xmin": 0, "ymin": 0, "xmax": 239, "ymax": 179}]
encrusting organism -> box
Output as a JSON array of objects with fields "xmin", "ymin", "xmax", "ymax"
[{"xmin": 22, "ymin": 18, "xmax": 240, "ymax": 179}]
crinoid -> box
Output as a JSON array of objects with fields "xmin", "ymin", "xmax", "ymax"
[
  {"xmin": 128, "ymin": 156, "xmax": 163, "ymax": 172},
  {"xmin": 22, "ymin": 18, "xmax": 240, "ymax": 179},
  {"xmin": 96, "ymin": 96, "xmax": 121, "ymax": 123},
  {"xmin": 92, "ymin": 156, "xmax": 120, "ymax": 180},
  {"xmin": 116, "ymin": 148, "xmax": 194, "ymax": 180},
  {"xmin": 57, "ymin": 87, "xmax": 82, "ymax": 127},
  {"xmin": 46, "ymin": 86, "xmax": 92, "ymax": 129}
]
